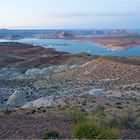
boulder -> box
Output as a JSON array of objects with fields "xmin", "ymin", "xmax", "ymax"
[
  {"xmin": 17, "ymin": 68, "xmax": 41, "ymax": 79},
  {"xmin": 89, "ymin": 88, "xmax": 104, "ymax": 97},
  {"xmin": 6, "ymin": 90, "xmax": 27, "ymax": 107},
  {"xmin": 41, "ymin": 66, "xmax": 55, "ymax": 75},
  {"xmin": 22, "ymin": 96, "xmax": 54, "ymax": 109},
  {"xmin": 25, "ymin": 68, "xmax": 41, "ymax": 75}
]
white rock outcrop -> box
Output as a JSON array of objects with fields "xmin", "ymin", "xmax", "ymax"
[
  {"xmin": 6, "ymin": 90, "xmax": 27, "ymax": 107},
  {"xmin": 25, "ymin": 68, "xmax": 41, "ymax": 75},
  {"xmin": 88, "ymin": 88, "xmax": 104, "ymax": 97},
  {"xmin": 17, "ymin": 64, "xmax": 79, "ymax": 79},
  {"xmin": 22, "ymin": 96, "xmax": 54, "ymax": 109}
]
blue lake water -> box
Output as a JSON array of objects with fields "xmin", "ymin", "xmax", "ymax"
[{"xmin": 0, "ymin": 38, "xmax": 140, "ymax": 56}]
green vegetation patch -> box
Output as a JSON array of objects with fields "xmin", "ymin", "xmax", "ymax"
[
  {"xmin": 43, "ymin": 130, "xmax": 60, "ymax": 139},
  {"xmin": 62, "ymin": 107, "xmax": 86, "ymax": 123},
  {"xmin": 73, "ymin": 119, "xmax": 119, "ymax": 139}
]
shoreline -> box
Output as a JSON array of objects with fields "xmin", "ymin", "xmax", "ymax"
[
  {"xmin": 0, "ymin": 37, "xmax": 140, "ymax": 56},
  {"xmin": 70, "ymin": 36, "xmax": 140, "ymax": 51}
]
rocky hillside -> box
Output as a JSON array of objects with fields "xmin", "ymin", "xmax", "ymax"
[
  {"xmin": 0, "ymin": 42, "xmax": 140, "ymax": 139},
  {"xmin": 0, "ymin": 42, "xmax": 94, "ymax": 71},
  {"xmin": 54, "ymin": 57, "xmax": 140, "ymax": 99},
  {"xmin": 0, "ymin": 42, "xmax": 140, "ymax": 108},
  {"xmin": 0, "ymin": 56, "xmax": 139, "ymax": 109}
]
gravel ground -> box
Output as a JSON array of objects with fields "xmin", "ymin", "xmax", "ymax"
[{"xmin": 0, "ymin": 113, "xmax": 73, "ymax": 139}]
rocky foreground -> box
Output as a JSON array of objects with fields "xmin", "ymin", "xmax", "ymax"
[{"xmin": 0, "ymin": 42, "xmax": 140, "ymax": 139}]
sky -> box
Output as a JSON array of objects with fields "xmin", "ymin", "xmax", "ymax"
[{"xmin": 0, "ymin": 0, "xmax": 140, "ymax": 29}]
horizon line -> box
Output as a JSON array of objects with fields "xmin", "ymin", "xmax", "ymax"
[{"xmin": 1, "ymin": 28, "xmax": 140, "ymax": 30}]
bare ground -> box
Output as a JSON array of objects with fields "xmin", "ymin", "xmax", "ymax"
[{"xmin": 0, "ymin": 113, "xmax": 73, "ymax": 139}]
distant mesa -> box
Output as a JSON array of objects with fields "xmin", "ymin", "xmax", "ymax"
[
  {"xmin": 0, "ymin": 29, "xmax": 139, "ymax": 40},
  {"xmin": 58, "ymin": 31, "xmax": 74, "ymax": 39},
  {"xmin": 35, "ymin": 31, "xmax": 74, "ymax": 39}
]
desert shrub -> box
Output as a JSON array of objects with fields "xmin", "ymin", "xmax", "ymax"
[
  {"xmin": 0, "ymin": 110, "xmax": 5, "ymax": 116},
  {"xmin": 62, "ymin": 107, "xmax": 85, "ymax": 122},
  {"xmin": 94, "ymin": 105, "xmax": 105, "ymax": 114},
  {"xmin": 46, "ymin": 110, "xmax": 52, "ymax": 117},
  {"xmin": 96, "ymin": 126, "xmax": 119, "ymax": 139},
  {"xmin": 80, "ymin": 108, "xmax": 86, "ymax": 112},
  {"xmin": 3, "ymin": 109, "xmax": 12, "ymax": 115},
  {"xmin": 42, "ymin": 109, "xmax": 46, "ymax": 113},
  {"xmin": 116, "ymin": 102, "xmax": 122, "ymax": 105},
  {"xmin": 43, "ymin": 130, "xmax": 60, "ymax": 139},
  {"xmin": 82, "ymin": 101, "xmax": 86, "ymax": 105},
  {"xmin": 133, "ymin": 119, "xmax": 140, "ymax": 129},
  {"xmin": 73, "ymin": 119, "xmax": 119, "ymax": 139},
  {"xmin": 63, "ymin": 108, "xmax": 86, "ymax": 123},
  {"xmin": 46, "ymin": 106, "xmax": 51, "ymax": 109},
  {"xmin": 116, "ymin": 105, "xmax": 123, "ymax": 109},
  {"xmin": 25, "ymin": 112, "xmax": 31, "ymax": 115},
  {"xmin": 119, "ymin": 113, "xmax": 136, "ymax": 129},
  {"xmin": 31, "ymin": 109, "xmax": 36, "ymax": 114},
  {"xmin": 37, "ymin": 107, "xmax": 41, "ymax": 111},
  {"xmin": 104, "ymin": 112, "xmax": 140, "ymax": 129},
  {"xmin": 103, "ymin": 116, "xmax": 121, "ymax": 128}
]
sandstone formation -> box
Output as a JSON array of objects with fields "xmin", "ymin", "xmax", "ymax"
[{"xmin": 6, "ymin": 90, "xmax": 27, "ymax": 107}]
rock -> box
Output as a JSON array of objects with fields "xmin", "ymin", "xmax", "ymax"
[
  {"xmin": 25, "ymin": 68, "xmax": 41, "ymax": 75},
  {"xmin": 17, "ymin": 68, "xmax": 41, "ymax": 79},
  {"xmin": 41, "ymin": 66, "xmax": 55, "ymax": 75},
  {"xmin": 17, "ymin": 64, "xmax": 79, "ymax": 79},
  {"xmin": 22, "ymin": 96, "xmax": 54, "ymax": 109},
  {"xmin": 88, "ymin": 88, "xmax": 104, "ymax": 97},
  {"xmin": 6, "ymin": 90, "xmax": 27, "ymax": 107},
  {"xmin": 53, "ymin": 65, "xmax": 69, "ymax": 73}
]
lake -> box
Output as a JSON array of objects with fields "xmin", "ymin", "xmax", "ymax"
[{"xmin": 0, "ymin": 38, "xmax": 140, "ymax": 56}]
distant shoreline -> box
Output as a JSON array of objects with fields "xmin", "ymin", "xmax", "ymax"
[
  {"xmin": 1, "ymin": 36, "xmax": 140, "ymax": 56},
  {"xmin": 72, "ymin": 36, "xmax": 140, "ymax": 50}
]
